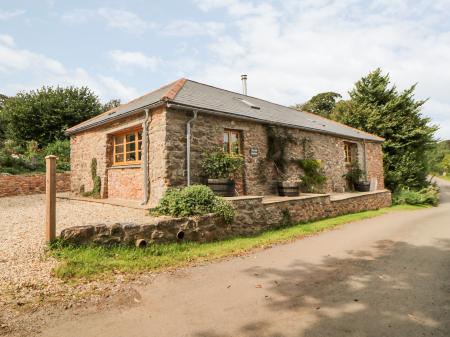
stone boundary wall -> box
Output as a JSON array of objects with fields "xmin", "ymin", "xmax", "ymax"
[
  {"xmin": 60, "ymin": 190, "xmax": 391, "ymax": 246},
  {"xmin": 0, "ymin": 172, "xmax": 71, "ymax": 198}
]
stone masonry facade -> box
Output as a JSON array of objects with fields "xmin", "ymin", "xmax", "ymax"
[
  {"xmin": 60, "ymin": 190, "xmax": 392, "ymax": 245},
  {"xmin": 70, "ymin": 106, "xmax": 385, "ymax": 206},
  {"xmin": 0, "ymin": 172, "xmax": 70, "ymax": 198},
  {"xmin": 165, "ymin": 107, "xmax": 385, "ymax": 196}
]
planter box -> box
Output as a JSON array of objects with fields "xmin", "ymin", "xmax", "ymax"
[
  {"xmin": 207, "ymin": 178, "xmax": 235, "ymax": 197},
  {"xmin": 354, "ymin": 181, "xmax": 370, "ymax": 192},
  {"xmin": 277, "ymin": 182, "xmax": 300, "ymax": 197}
]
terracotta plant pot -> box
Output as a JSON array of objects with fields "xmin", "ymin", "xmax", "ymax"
[
  {"xmin": 207, "ymin": 178, "xmax": 235, "ymax": 197},
  {"xmin": 354, "ymin": 181, "xmax": 370, "ymax": 192},
  {"xmin": 277, "ymin": 181, "xmax": 300, "ymax": 197}
]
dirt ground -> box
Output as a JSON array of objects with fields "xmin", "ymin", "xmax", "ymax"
[{"xmin": 27, "ymin": 178, "xmax": 450, "ymax": 337}]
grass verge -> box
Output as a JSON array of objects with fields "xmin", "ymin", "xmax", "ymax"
[
  {"xmin": 50, "ymin": 204, "xmax": 428, "ymax": 280},
  {"xmin": 437, "ymin": 175, "xmax": 450, "ymax": 182}
]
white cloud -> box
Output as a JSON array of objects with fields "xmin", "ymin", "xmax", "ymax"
[
  {"xmin": 98, "ymin": 76, "xmax": 138, "ymax": 101},
  {"xmin": 62, "ymin": 8, "xmax": 154, "ymax": 33},
  {"xmin": 0, "ymin": 9, "xmax": 25, "ymax": 21},
  {"xmin": 108, "ymin": 50, "xmax": 160, "ymax": 70},
  {"xmin": 164, "ymin": 20, "xmax": 225, "ymax": 37},
  {"xmin": 0, "ymin": 34, "xmax": 15, "ymax": 47},
  {"xmin": 97, "ymin": 8, "xmax": 153, "ymax": 33},
  {"xmin": 192, "ymin": 0, "xmax": 450, "ymax": 139},
  {"xmin": 0, "ymin": 38, "xmax": 137, "ymax": 102}
]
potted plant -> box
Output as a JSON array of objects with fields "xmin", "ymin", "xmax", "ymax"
[
  {"xmin": 201, "ymin": 150, "xmax": 244, "ymax": 197},
  {"xmin": 343, "ymin": 161, "xmax": 370, "ymax": 192}
]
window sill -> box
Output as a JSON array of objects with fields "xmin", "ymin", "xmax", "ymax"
[{"xmin": 108, "ymin": 164, "xmax": 142, "ymax": 170}]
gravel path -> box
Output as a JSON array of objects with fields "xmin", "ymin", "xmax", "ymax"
[{"xmin": 0, "ymin": 194, "xmax": 153, "ymax": 305}]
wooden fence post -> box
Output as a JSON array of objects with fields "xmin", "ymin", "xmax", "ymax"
[{"xmin": 45, "ymin": 155, "xmax": 57, "ymax": 243}]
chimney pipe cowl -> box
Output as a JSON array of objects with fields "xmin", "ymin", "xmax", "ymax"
[{"xmin": 241, "ymin": 74, "xmax": 247, "ymax": 95}]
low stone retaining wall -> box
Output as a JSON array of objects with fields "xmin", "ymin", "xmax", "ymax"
[
  {"xmin": 60, "ymin": 190, "xmax": 391, "ymax": 246},
  {"xmin": 0, "ymin": 172, "xmax": 71, "ymax": 198}
]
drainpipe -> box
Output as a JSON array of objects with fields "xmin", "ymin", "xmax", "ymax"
[
  {"xmin": 186, "ymin": 110, "xmax": 198, "ymax": 186},
  {"xmin": 141, "ymin": 109, "xmax": 150, "ymax": 205},
  {"xmin": 363, "ymin": 139, "xmax": 368, "ymax": 180}
]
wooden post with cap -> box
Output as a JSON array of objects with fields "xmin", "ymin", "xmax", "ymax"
[{"xmin": 45, "ymin": 155, "xmax": 57, "ymax": 243}]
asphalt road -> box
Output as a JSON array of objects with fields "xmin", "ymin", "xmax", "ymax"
[{"xmin": 42, "ymin": 179, "xmax": 450, "ymax": 337}]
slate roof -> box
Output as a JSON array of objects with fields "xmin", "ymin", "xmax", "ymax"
[{"xmin": 66, "ymin": 78, "xmax": 384, "ymax": 142}]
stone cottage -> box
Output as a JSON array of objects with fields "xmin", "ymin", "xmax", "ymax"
[{"xmin": 66, "ymin": 78, "xmax": 385, "ymax": 206}]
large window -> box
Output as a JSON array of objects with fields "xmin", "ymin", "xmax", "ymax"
[
  {"xmin": 113, "ymin": 129, "xmax": 142, "ymax": 165},
  {"xmin": 223, "ymin": 130, "xmax": 241, "ymax": 154}
]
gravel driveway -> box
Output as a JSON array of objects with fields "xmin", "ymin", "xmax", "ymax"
[{"xmin": 0, "ymin": 194, "xmax": 153, "ymax": 305}]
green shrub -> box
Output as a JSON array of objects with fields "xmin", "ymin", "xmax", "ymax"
[
  {"xmin": 152, "ymin": 185, "xmax": 235, "ymax": 223},
  {"xmin": 393, "ymin": 185, "xmax": 440, "ymax": 206},
  {"xmin": 342, "ymin": 161, "xmax": 366, "ymax": 188},
  {"xmin": 201, "ymin": 150, "xmax": 244, "ymax": 179},
  {"xmin": 44, "ymin": 139, "xmax": 70, "ymax": 171},
  {"xmin": 81, "ymin": 158, "xmax": 101, "ymax": 198},
  {"xmin": 298, "ymin": 159, "xmax": 326, "ymax": 192},
  {"xmin": 0, "ymin": 140, "xmax": 44, "ymax": 174}
]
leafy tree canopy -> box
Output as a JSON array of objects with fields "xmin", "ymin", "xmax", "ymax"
[
  {"xmin": 332, "ymin": 68, "xmax": 438, "ymax": 191},
  {"xmin": 102, "ymin": 98, "xmax": 121, "ymax": 112},
  {"xmin": 0, "ymin": 86, "xmax": 102, "ymax": 147},
  {"xmin": 295, "ymin": 92, "xmax": 342, "ymax": 118}
]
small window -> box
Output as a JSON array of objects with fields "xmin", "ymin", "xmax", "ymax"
[
  {"xmin": 223, "ymin": 130, "xmax": 241, "ymax": 155},
  {"xmin": 113, "ymin": 129, "xmax": 142, "ymax": 165},
  {"xmin": 344, "ymin": 142, "xmax": 354, "ymax": 164}
]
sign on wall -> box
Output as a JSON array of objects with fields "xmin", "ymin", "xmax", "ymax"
[{"xmin": 250, "ymin": 147, "xmax": 258, "ymax": 157}]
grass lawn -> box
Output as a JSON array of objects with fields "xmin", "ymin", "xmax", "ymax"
[
  {"xmin": 50, "ymin": 204, "xmax": 428, "ymax": 281},
  {"xmin": 437, "ymin": 175, "xmax": 450, "ymax": 182}
]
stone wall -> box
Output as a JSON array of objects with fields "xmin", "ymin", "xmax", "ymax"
[
  {"xmin": 69, "ymin": 107, "xmax": 168, "ymax": 205},
  {"xmin": 60, "ymin": 190, "xmax": 391, "ymax": 245},
  {"xmin": 165, "ymin": 108, "xmax": 385, "ymax": 195},
  {"xmin": 0, "ymin": 172, "xmax": 70, "ymax": 198},
  {"xmin": 69, "ymin": 106, "xmax": 385, "ymax": 206},
  {"xmin": 107, "ymin": 167, "xmax": 143, "ymax": 200}
]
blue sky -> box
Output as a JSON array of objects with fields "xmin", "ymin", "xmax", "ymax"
[{"xmin": 1, "ymin": 0, "xmax": 449, "ymax": 139}]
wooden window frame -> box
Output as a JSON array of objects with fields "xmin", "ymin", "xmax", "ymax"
[
  {"xmin": 223, "ymin": 129, "xmax": 242, "ymax": 155},
  {"xmin": 112, "ymin": 128, "xmax": 143, "ymax": 166},
  {"xmin": 344, "ymin": 142, "xmax": 354, "ymax": 164}
]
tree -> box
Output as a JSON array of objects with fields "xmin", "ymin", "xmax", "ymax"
[
  {"xmin": 1, "ymin": 86, "xmax": 102, "ymax": 147},
  {"xmin": 295, "ymin": 92, "xmax": 342, "ymax": 118},
  {"xmin": 332, "ymin": 68, "xmax": 438, "ymax": 191},
  {"xmin": 0, "ymin": 94, "xmax": 9, "ymax": 142},
  {"xmin": 102, "ymin": 98, "xmax": 121, "ymax": 112}
]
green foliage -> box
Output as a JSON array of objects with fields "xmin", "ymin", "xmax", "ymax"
[
  {"xmin": 0, "ymin": 86, "xmax": 102, "ymax": 147},
  {"xmin": 298, "ymin": 159, "xmax": 326, "ymax": 192},
  {"xmin": 152, "ymin": 185, "xmax": 235, "ymax": 223},
  {"xmin": 266, "ymin": 125, "xmax": 295, "ymax": 175},
  {"xmin": 330, "ymin": 68, "xmax": 438, "ymax": 191},
  {"xmin": 102, "ymin": 98, "xmax": 121, "ymax": 112},
  {"xmin": 0, "ymin": 140, "xmax": 45, "ymax": 174},
  {"xmin": 295, "ymin": 92, "xmax": 342, "ymax": 118},
  {"xmin": 82, "ymin": 158, "xmax": 101, "ymax": 198},
  {"xmin": 342, "ymin": 161, "xmax": 366, "ymax": 186},
  {"xmin": 0, "ymin": 139, "xmax": 70, "ymax": 174},
  {"xmin": 279, "ymin": 209, "xmax": 293, "ymax": 228},
  {"xmin": 201, "ymin": 150, "xmax": 244, "ymax": 179},
  {"xmin": 44, "ymin": 139, "xmax": 70, "ymax": 171},
  {"xmin": 393, "ymin": 185, "xmax": 440, "ymax": 206}
]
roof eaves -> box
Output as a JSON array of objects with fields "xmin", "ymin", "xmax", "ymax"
[{"xmin": 166, "ymin": 102, "xmax": 384, "ymax": 142}]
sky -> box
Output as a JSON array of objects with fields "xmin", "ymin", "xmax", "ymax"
[{"xmin": 1, "ymin": 0, "xmax": 449, "ymax": 139}]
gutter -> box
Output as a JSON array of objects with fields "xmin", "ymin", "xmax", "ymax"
[
  {"xmin": 166, "ymin": 102, "xmax": 384, "ymax": 143},
  {"xmin": 65, "ymin": 101, "xmax": 165, "ymax": 136},
  {"xmin": 186, "ymin": 110, "xmax": 198, "ymax": 186},
  {"xmin": 141, "ymin": 109, "xmax": 150, "ymax": 205}
]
